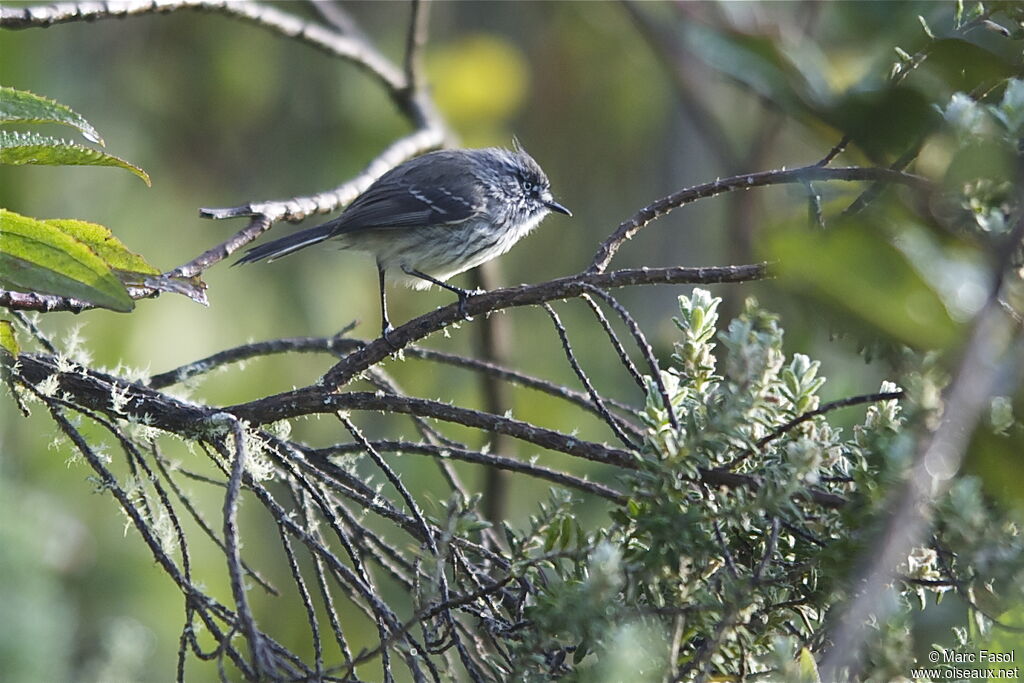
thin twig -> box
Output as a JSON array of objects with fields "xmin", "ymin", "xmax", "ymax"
[
  {"xmin": 721, "ymin": 390, "xmax": 906, "ymax": 471},
  {"xmin": 542, "ymin": 302, "xmax": 641, "ymax": 450},
  {"xmin": 307, "ymin": 440, "xmax": 626, "ymax": 502},
  {"xmin": 232, "ymin": 391, "xmax": 638, "ymax": 469},
  {"xmin": 582, "ymin": 284, "xmax": 680, "ymax": 432},
  {"xmin": 403, "ymin": 0, "xmax": 430, "ymax": 93},
  {"xmin": 223, "ymin": 419, "xmax": 274, "ymax": 678}
]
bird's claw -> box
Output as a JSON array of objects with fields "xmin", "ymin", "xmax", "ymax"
[
  {"xmin": 381, "ymin": 324, "xmax": 400, "ymax": 350},
  {"xmin": 457, "ymin": 293, "xmax": 473, "ymax": 321}
]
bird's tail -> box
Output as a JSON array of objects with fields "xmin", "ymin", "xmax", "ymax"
[{"xmin": 234, "ymin": 223, "xmax": 336, "ymax": 265}]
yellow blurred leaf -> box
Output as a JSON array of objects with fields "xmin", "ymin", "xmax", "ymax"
[{"xmin": 428, "ymin": 35, "xmax": 529, "ymax": 129}]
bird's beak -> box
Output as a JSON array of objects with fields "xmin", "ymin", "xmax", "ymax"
[{"xmin": 545, "ymin": 199, "xmax": 572, "ymax": 217}]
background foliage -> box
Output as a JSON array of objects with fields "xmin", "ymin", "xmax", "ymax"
[{"xmin": 2, "ymin": 1, "xmax": 1023, "ymax": 681}]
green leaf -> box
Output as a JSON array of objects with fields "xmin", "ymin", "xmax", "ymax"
[
  {"xmin": 0, "ymin": 209, "xmax": 134, "ymax": 312},
  {"xmin": 0, "ymin": 130, "xmax": 150, "ymax": 186},
  {"xmin": 991, "ymin": 78, "xmax": 1024, "ymax": 135},
  {"xmin": 797, "ymin": 647, "xmax": 822, "ymax": 683},
  {"xmin": 826, "ymin": 86, "xmax": 939, "ymax": 160},
  {"xmin": 43, "ymin": 218, "xmax": 160, "ymax": 278},
  {"xmin": 543, "ymin": 523, "xmax": 558, "ymax": 553},
  {"xmin": 0, "ymin": 86, "xmax": 104, "ymax": 145},
  {"xmin": 682, "ymin": 23, "xmax": 825, "ymax": 122},
  {"xmin": 918, "ymin": 39, "xmax": 1019, "ymax": 95},
  {"xmin": 559, "ymin": 516, "xmax": 573, "ymax": 550},
  {"xmin": 764, "ymin": 214, "xmax": 960, "ymax": 350},
  {"xmin": 0, "ymin": 320, "xmax": 18, "ymax": 357},
  {"xmin": 965, "ymin": 394, "xmax": 1024, "ymax": 515}
]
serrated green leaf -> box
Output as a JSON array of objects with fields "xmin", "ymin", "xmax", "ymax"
[
  {"xmin": 0, "ymin": 130, "xmax": 150, "ymax": 186},
  {"xmin": 0, "ymin": 320, "xmax": 18, "ymax": 356},
  {"xmin": 0, "ymin": 209, "xmax": 134, "ymax": 312},
  {"xmin": 0, "ymin": 86, "xmax": 104, "ymax": 145},
  {"xmin": 44, "ymin": 218, "xmax": 159, "ymax": 277},
  {"xmin": 682, "ymin": 23, "xmax": 825, "ymax": 123}
]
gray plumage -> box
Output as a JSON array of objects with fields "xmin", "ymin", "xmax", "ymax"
[{"xmin": 236, "ymin": 145, "xmax": 570, "ymax": 340}]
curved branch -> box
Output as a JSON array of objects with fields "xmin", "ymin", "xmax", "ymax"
[
  {"xmin": 321, "ymin": 263, "xmax": 768, "ymax": 388},
  {"xmin": 179, "ymin": 128, "xmax": 445, "ymax": 278},
  {"xmin": 230, "ymin": 390, "xmax": 638, "ymax": 469},
  {"xmin": 146, "ymin": 329, "xmax": 641, "ymax": 429},
  {"xmin": 196, "ymin": 128, "xmax": 445, "ymax": 225},
  {"xmin": 588, "ymin": 165, "xmax": 932, "ymax": 273},
  {"xmin": 0, "ymin": 0, "xmax": 405, "ymax": 90}
]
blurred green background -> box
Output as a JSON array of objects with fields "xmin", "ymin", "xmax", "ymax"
[{"xmin": 2, "ymin": 1, "xmax": 1021, "ymax": 680}]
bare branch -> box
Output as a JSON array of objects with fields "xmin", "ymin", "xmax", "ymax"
[
  {"xmin": 306, "ymin": 440, "xmax": 626, "ymax": 502},
  {"xmin": 320, "ymin": 263, "xmax": 768, "ymax": 388},
  {"xmin": 232, "ymin": 390, "xmax": 637, "ymax": 469},
  {"xmin": 147, "ymin": 325, "xmax": 360, "ymax": 389},
  {"xmin": 179, "ymin": 128, "xmax": 445, "ymax": 278},
  {"xmin": 582, "ymin": 284, "xmax": 679, "ymax": 432},
  {"xmin": 197, "ymin": 128, "xmax": 445, "ymax": 225},
  {"xmin": 403, "ymin": 0, "xmax": 431, "ymax": 93},
  {"xmin": 146, "ymin": 328, "xmax": 641, "ymax": 430},
  {"xmin": 223, "ymin": 419, "xmax": 275, "ymax": 678},
  {"xmin": 0, "ymin": 0, "xmax": 405, "ymax": 90},
  {"xmin": 588, "ymin": 164, "xmax": 931, "ymax": 274},
  {"xmin": 541, "ymin": 302, "xmax": 641, "ymax": 450}
]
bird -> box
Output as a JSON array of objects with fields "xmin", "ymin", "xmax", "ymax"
[{"xmin": 235, "ymin": 144, "xmax": 571, "ymax": 344}]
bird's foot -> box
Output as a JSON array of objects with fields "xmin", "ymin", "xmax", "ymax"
[
  {"xmin": 457, "ymin": 292, "xmax": 473, "ymax": 321},
  {"xmin": 381, "ymin": 323, "xmax": 401, "ymax": 351}
]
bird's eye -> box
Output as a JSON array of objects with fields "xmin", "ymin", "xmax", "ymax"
[{"xmin": 521, "ymin": 179, "xmax": 533, "ymax": 192}]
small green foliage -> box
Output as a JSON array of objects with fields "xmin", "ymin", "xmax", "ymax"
[
  {"xmin": 0, "ymin": 87, "xmax": 149, "ymax": 184},
  {"xmin": 0, "ymin": 210, "xmax": 206, "ymax": 310},
  {"xmin": 672, "ymin": 288, "xmax": 721, "ymax": 395},
  {"xmin": 505, "ymin": 290, "xmax": 1024, "ymax": 680}
]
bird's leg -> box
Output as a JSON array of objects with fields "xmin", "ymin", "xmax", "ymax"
[
  {"xmin": 402, "ymin": 266, "xmax": 477, "ymax": 320},
  {"xmin": 378, "ymin": 264, "xmax": 399, "ymax": 349}
]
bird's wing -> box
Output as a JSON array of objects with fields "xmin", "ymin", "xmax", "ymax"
[{"xmin": 329, "ymin": 175, "xmax": 485, "ymax": 234}]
